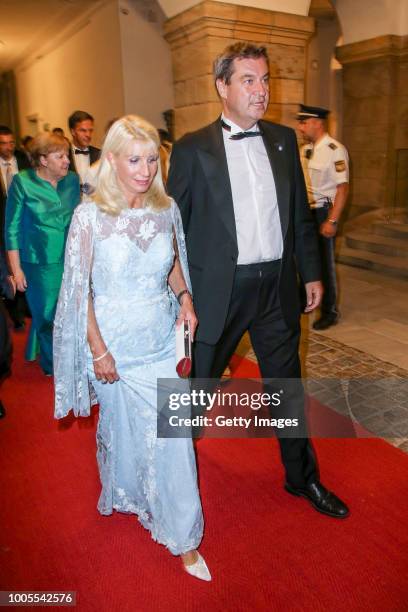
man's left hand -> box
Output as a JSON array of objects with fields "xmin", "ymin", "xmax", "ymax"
[
  {"xmin": 320, "ymin": 220, "xmax": 337, "ymax": 238},
  {"xmin": 304, "ymin": 281, "xmax": 323, "ymax": 313}
]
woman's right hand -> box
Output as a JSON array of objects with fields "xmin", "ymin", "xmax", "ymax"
[
  {"xmin": 13, "ymin": 269, "xmax": 27, "ymax": 292},
  {"xmin": 93, "ymin": 351, "xmax": 120, "ymax": 384}
]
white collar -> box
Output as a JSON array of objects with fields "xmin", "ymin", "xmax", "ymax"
[
  {"xmin": 221, "ymin": 114, "xmax": 259, "ymax": 136},
  {"xmin": 0, "ymin": 156, "xmax": 14, "ymax": 166},
  {"xmin": 313, "ymin": 133, "xmax": 330, "ymax": 150}
]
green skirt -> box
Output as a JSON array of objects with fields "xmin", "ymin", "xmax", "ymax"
[{"xmin": 22, "ymin": 262, "xmax": 64, "ymax": 375}]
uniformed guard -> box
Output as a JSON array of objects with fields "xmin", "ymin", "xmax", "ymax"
[{"xmin": 297, "ymin": 104, "xmax": 349, "ymax": 330}]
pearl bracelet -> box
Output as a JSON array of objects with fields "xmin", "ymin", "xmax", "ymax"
[{"xmin": 93, "ymin": 349, "xmax": 110, "ymax": 362}]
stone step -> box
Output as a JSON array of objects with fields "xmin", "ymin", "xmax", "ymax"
[
  {"xmin": 345, "ymin": 231, "xmax": 408, "ymax": 258},
  {"xmin": 337, "ymin": 245, "xmax": 408, "ymax": 279},
  {"xmin": 372, "ymin": 221, "xmax": 408, "ymax": 240}
]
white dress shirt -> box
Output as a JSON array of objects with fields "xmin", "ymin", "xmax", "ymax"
[
  {"xmin": 71, "ymin": 145, "xmax": 90, "ymax": 184},
  {"xmin": 222, "ymin": 115, "xmax": 283, "ymax": 265},
  {"xmin": 0, "ymin": 156, "xmax": 18, "ymax": 195},
  {"xmin": 82, "ymin": 160, "xmax": 100, "ymax": 196}
]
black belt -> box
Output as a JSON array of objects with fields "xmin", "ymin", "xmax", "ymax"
[
  {"xmin": 311, "ymin": 197, "xmax": 332, "ymax": 209},
  {"xmin": 235, "ymin": 259, "xmax": 281, "ymax": 278}
]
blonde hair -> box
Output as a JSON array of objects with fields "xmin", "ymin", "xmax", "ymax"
[
  {"xmin": 29, "ymin": 132, "xmax": 69, "ymax": 168},
  {"xmin": 94, "ymin": 115, "xmax": 171, "ymax": 216}
]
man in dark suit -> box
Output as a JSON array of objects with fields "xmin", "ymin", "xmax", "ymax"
[
  {"xmin": 0, "ymin": 249, "xmax": 15, "ymax": 418},
  {"xmin": 67, "ymin": 110, "xmax": 101, "ymax": 193},
  {"xmin": 168, "ymin": 42, "xmax": 349, "ymax": 518},
  {"xmin": 0, "ymin": 125, "xmax": 30, "ymax": 330}
]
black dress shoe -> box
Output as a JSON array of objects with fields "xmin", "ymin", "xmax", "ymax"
[
  {"xmin": 312, "ymin": 315, "xmax": 338, "ymax": 331},
  {"xmin": 285, "ymin": 481, "xmax": 349, "ymax": 518},
  {"xmin": 0, "ymin": 401, "xmax": 5, "ymax": 418}
]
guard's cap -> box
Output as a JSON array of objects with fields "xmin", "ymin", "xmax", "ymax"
[{"xmin": 297, "ymin": 104, "xmax": 329, "ymax": 120}]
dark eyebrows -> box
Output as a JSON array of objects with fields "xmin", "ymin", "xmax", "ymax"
[{"xmin": 239, "ymin": 71, "xmax": 270, "ymax": 80}]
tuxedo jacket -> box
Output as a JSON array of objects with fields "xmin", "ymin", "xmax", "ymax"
[
  {"xmin": 68, "ymin": 145, "xmax": 101, "ymax": 175},
  {"xmin": 167, "ymin": 118, "xmax": 321, "ymax": 345},
  {"xmin": 0, "ymin": 149, "xmax": 31, "ymax": 252}
]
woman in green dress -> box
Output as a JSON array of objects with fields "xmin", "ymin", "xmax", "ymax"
[{"xmin": 5, "ymin": 132, "xmax": 80, "ymax": 375}]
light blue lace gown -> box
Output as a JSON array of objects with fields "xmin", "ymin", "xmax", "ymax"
[{"xmin": 54, "ymin": 201, "xmax": 203, "ymax": 555}]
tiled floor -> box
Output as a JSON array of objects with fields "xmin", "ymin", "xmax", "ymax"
[
  {"xmin": 311, "ymin": 265, "xmax": 408, "ymax": 371},
  {"xmin": 235, "ymin": 264, "xmax": 408, "ymax": 452}
]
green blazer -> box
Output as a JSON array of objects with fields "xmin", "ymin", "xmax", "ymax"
[{"xmin": 5, "ymin": 169, "xmax": 80, "ymax": 264}]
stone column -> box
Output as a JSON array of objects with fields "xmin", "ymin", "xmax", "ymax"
[
  {"xmin": 163, "ymin": 0, "xmax": 314, "ymax": 139},
  {"xmin": 336, "ymin": 35, "xmax": 408, "ymax": 219}
]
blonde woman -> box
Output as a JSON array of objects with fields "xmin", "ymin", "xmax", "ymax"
[{"xmin": 53, "ymin": 116, "xmax": 210, "ymax": 581}]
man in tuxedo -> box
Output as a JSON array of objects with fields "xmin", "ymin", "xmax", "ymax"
[
  {"xmin": 0, "ymin": 125, "xmax": 30, "ymax": 330},
  {"xmin": 167, "ymin": 43, "xmax": 349, "ymax": 518},
  {"xmin": 68, "ymin": 110, "xmax": 101, "ymax": 193}
]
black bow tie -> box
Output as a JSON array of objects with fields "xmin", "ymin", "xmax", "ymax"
[
  {"xmin": 75, "ymin": 149, "xmax": 89, "ymax": 155},
  {"xmin": 221, "ymin": 119, "xmax": 262, "ymax": 140}
]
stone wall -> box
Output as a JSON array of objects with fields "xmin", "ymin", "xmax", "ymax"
[
  {"xmin": 336, "ymin": 35, "xmax": 408, "ymax": 219},
  {"xmin": 164, "ymin": 0, "xmax": 314, "ymax": 138}
]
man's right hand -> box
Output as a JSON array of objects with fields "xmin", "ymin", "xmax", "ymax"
[{"xmin": 304, "ymin": 280, "xmax": 323, "ymax": 313}]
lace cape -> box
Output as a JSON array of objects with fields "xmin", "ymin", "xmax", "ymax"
[{"xmin": 53, "ymin": 199, "xmax": 191, "ymax": 419}]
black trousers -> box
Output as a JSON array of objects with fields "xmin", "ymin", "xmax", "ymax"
[
  {"xmin": 312, "ymin": 207, "xmax": 338, "ymax": 317},
  {"xmin": 5, "ymin": 290, "xmax": 28, "ymax": 327},
  {"xmin": 193, "ymin": 260, "xmax": 318, "ymax": 488},
  {"xmin": 0, "ymin": 300, "xmax": 11, "ymax": 378}
]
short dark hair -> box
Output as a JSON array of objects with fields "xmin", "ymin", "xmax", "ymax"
[
  {"xmin": 213, "ymin": 42, "xmax": 269, "ymax": 85},
  {"xmin": 68, "ymin": 110, "xmax": 94, "ymax": 130},
  {"xmin": 22, "ymin": 135, "xmax": 33, "ymax": 147},
  {"xmin": 158, "ymin": 128, "xmax": 171, "ymax": 144},
  {"xmin": 0, "ymin": 125, "xmax": 13, "ymax": 136}
]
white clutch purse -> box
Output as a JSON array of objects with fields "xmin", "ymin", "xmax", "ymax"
[{"xmin": 176, "ymin": 320, "xmax": 192, "ymax": 378}]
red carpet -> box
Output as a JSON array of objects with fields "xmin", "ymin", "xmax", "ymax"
[{"xmin": 1, "ymin": 326, "xmax": 408, "ymax": 611}]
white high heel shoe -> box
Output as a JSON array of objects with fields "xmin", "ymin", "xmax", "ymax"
[{"xmin": 183, "ymin": 552, "xmax": 212, "ymax": 581}]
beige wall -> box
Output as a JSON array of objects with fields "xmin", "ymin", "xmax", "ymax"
[
  {"xmin": 335, "ymin": 0, "xmax": 408, "ymax": 45},
  {"xmin": 119, "ymin": 0, "xmax": 174, "ymax": 128},
  {"xmin": 15, "ymin": 0, "xmax": 125, "ymax": 146},
  {"xmin": 159, "ymin": 0, "xmax": 311, "ymax": 18}
]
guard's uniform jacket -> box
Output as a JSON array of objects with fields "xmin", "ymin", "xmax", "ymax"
[{"xmin": 301, "ymin": 134, "xmax": 349, "ymax": 208}]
